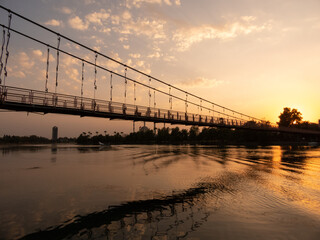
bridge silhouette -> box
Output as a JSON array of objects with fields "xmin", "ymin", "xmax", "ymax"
[{"xmin": 0, "ymin": 5, "xmax": 319, "ymax": 136}]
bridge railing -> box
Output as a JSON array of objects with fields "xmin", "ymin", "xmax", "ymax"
[{"xmin": 0, "ymin": 85, "xmax": 269, "ymax": 128}]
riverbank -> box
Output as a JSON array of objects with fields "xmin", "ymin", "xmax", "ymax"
[{"xmin": 1, "ymin": 126, "xmax": 319, "ymax": 146}]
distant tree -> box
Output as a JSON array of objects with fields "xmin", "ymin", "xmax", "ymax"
[
  {"xmin": 189, "ymin": 126, "xmax": 199, "ymax": 140},
  {"xmin": 244, "ymin": 120, "xmax": 258, "ymax": 128},
  {"xmin": 278, "ymin": 107, "xmax": 302, "ymax": 127},
  {"xmin": 297, "ymin": 121, "xmax": 320, "ymax": 131},
  {"xmin": 157, "ymin": 127, "xmax": 170, "ymax": 142},
  {"xmin": 262, "ymin": 121, "xmax": 272, "ymax": 128},
  {"xmin": 170, "ymin": 127, "xmax": 181, "ymax": 141},
  {"xmin": 181, "ymin": 129, "xmax": 188, "ymax": 141}
]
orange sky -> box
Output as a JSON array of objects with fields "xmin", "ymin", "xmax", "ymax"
[{"xmin": 0, "ymin": 0, "xmax": 319, "ymax": 137}]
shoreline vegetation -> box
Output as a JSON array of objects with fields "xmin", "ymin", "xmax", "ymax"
[{"xmin": 1, "ymin": 126, "xmax": 319, "ymax": 146}]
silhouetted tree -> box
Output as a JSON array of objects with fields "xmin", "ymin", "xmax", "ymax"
[
  {"xmin": 244, "ymin": 120, "xmax": 258, "ymax": 128},
  {"xmin": 170, "ymin": 127, "xmax": 182, "ymax": 141},
  {"xmin": 297, "ymin": 121, "xmax": 320, "ymax": 131},
  {"xmin": 157, "ymin": 127, "xmax": 170, "ymax": 142},
  {"xmin": 189, "ymin": 126, "xmax": 199, "ymax": 141},
  {"xmin": 278, "ymin": 107, "xmax": 302, "ymax": 127},
  {"xmin": 181, "ymin": 129, "xmax": 188, "ymax": 141}
]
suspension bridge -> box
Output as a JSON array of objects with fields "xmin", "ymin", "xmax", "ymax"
[{"xmin": 0, "ymin": 5, "xmax": 319, "ymax": 135}]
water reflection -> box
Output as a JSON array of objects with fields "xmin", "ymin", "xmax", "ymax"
[
  {"xmin": 19, "ymin": 186, "xmax": 210, "ymax": 239},
  {"xmin": 19, "ymin": 167, "xmax": 263, "ymax": 240},
  {"xmin": 1, "ymin": 145, "xmax": 49, "ymax": 155},
  {"xmin": 0, "ymin": 145, "xmax": 319, "ymax": 240}
]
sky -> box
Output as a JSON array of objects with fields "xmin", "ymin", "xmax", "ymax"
[{"xmin": 0, "ymin": 0, "xmax": 319, "ymax": 138}]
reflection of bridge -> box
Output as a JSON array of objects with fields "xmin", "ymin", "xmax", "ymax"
[
  {"xmin": 0, "ymin": 5, "xmax": 319, "ymax": 135},
  {"xmin": 20, "ymin": 179, "xmax": 211, "ymax": 240}
]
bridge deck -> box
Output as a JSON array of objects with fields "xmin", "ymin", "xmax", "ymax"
[{"xmin": 1, "ymin": 85, "xmax": 319, "ymax": 135}]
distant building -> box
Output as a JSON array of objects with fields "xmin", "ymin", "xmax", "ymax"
[{"xmin": 52, "ymin": 126, "xmax": 58, "ymax": 142}]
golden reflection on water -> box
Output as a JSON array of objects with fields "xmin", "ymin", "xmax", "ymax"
[
  {"xmin": 271, "ymin": 146, "xmax": 282, "ymax": 168},
  {"xmin": 266, "ymin": 146, "xmax": 320, "ymax": 217}
]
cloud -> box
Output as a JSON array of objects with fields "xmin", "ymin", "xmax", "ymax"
[
  {"xmin": 32, "ymin": 50, "xmax": 43, "ymax": 57},
  {"xmin": 119, "ymin": 37, "xmax": 128, "ymax": 42},
  {"xmin": 18, "ymin": 52, "xmax": 35, "ymax": 69},
  {"xmin": 148, "ymin": 51, "xmax": 161, "ymax": 58},
  {"xmin": 100, "ymin": 52, "xmax": 123, "ymax": 70},
  {"xmin": 86, "ymin": 10, "xmax": 110, "ymax": 25},
  {"xmin": 123, "ymin": 45, "xmax": 130, "ymax": 49},
  {"xmin": 60, "ymin": 7, "xmax": 72, "ymax": 14},
  {"xmin": 126, "ymin": 0, "xmax": 181, "ymax": 8},
  {"xmin": 173, "ymin": 17, "xmax": 270, "ymax": 51},
  {"xmin": 163, "ymin": 0, "xmax": 172, "ymax": 6},
  {"xmin": 129, "ymin": 53, "xmax": 141, "ymax": 58},
  {"xmin": 45, "ymin": 19, "xmax": 62, "ymax": 27},
  {"xmin": 62, "ymin": 55, "xmax": 78, "ymax": 67},
  {"xmin": 67, "ymin": 9, "xmax": 112, "ymax": 32},
  {"xmin": 179, "ymin": 77, "xmax": 224, "ymax": 88},
  {"xmin": 65, "ymin": 67, "xmax": 80, "ymax": 83},
  {"xmin": 101, "ymin": 27, "xmax": 111, "ymax": 34},
  {"xmin": 163, "ymin": 55, "xmax": 176, "ymax": 62},
  {"xmin": 68, "ymin": 16, "xmax": 89, "ymax": 30},
  {"xmin": 84, "ymin": 0, "xmax": 96, "ymax": 5},
  {"xmin": 122, "ymin": 11, "xmax": 132, "ymax": 20},
  {"xmin": 136, "ymin": 60, "xmax": 144, "ymax": 67},
  {"xmin": 115, "ymin": 18, "xmax": 166, "ymax": 39},
  {"xmin": 11, "ymin": 70, "xmax": 26, "ymax": 78}
]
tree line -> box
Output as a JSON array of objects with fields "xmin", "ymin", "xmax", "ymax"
[{"xmin": 76, "ymin": 125, "xmax": 319, "ymax": 145}]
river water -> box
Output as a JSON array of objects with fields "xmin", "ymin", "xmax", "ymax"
[{"xmin": 0, "ymin": 144, "xmax": 320, "ymax": 240}]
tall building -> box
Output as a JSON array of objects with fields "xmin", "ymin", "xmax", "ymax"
[{"xmin": 52, "ymin": 126, "xmax": 58, "ymax": 142}]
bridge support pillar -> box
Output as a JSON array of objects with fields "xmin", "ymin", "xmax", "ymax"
[{"xmin": 133, "ymin": 121, "xmax": 135, "ymax": 133}]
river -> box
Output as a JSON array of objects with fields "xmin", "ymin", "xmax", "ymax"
[{"xmin": 0, "ymin": 144, "xmax": 320, "ymax": 239}]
